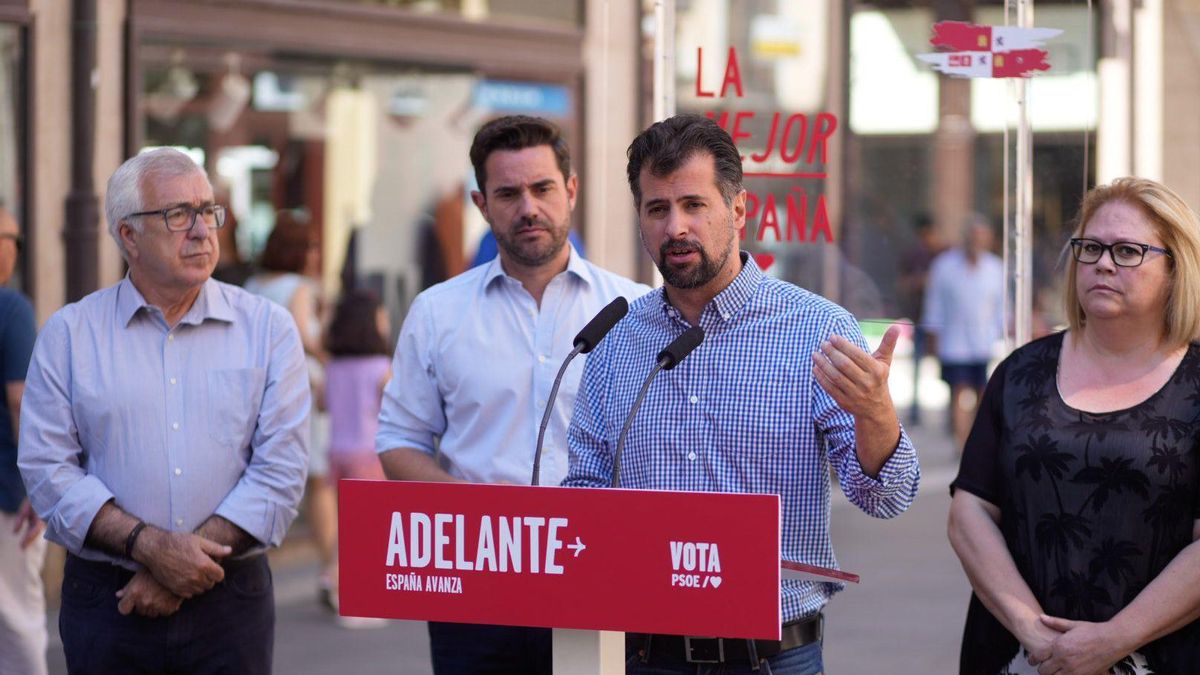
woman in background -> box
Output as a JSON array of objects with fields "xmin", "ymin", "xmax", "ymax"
[
  {"xmin": 244, "ymin": 214, "xmax": 338, "ymax": 610},
  {"xmin": 322, "ymin": 289, "xmax": 391, "ymax": 623},
  {"xmin": 325, "ymin": 289, "xmax": 391, "ymax": 486}
]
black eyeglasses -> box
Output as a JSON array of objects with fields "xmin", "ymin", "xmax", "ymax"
[
  {"xmin": 0, "ymin": 233, "xmax": 21, "ymax": 251},
  {"xmin": 1069, "ymin": 237, "xmax": 1173, "ymax": 268},
  {"xmin": 126, "ymin": 204, "xmax": 226, "ymax": 232}
]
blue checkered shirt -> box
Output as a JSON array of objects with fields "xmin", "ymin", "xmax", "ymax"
[{"xmin": 564, "ymin": 254, "xmax": 920, "ymax": 623}]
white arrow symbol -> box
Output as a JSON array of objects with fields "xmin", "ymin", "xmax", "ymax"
[{"xmin": 567, "ymin": 537, "xmax": 587, "ymax": 557}]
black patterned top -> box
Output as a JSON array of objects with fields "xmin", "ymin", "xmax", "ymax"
[{"xmin": 952, "ymin": 332, "xmax": 1200, "ymax": 675}]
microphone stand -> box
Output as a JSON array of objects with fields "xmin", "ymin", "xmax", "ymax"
[
  {"xmin": 610, "ymin": 361, "xmax": 666, "ymax": 488},
  {"xmin": 531, "ymin": 343, "xmax": 584, "ymax": 486}
]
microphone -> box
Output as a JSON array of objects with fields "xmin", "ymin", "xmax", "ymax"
[
  {"xmin": 611, "ymin": 326, "xmax": 705, "ymax": 488},
  {"xmin": 574, "ymin": 296, "xmax": 629, "ymax": 355},
  {"xmin": 531, "ymin": 297, "xmax": 629, "ymax": 485}
]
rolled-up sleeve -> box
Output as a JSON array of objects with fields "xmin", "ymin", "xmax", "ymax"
[
  {"xmin": 814, "ymin": 315, "xmax": 920, "ymax": 518},
  {"xmin": 376, "ymin": 294, "xmax": 446, "ymax": 456},
  {"xmin": 214, "ymin": 307, "xmax": 310, "ymax": 547},
  {"xmin": 18, "ymin": 314, "xmax": 116, "ymax": 554}
]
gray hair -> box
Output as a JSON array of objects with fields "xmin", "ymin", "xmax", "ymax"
[{"xmin": 105, "ymin": 148, "xmax": 208, "ymax": 259}]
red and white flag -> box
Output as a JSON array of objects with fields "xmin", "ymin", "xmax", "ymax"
[
  {"xmin": 917, "ymin": 49, "xmax": 1051, "ymax": 79},
  {"xmin": 931, "ymin": 21, "xmax": 1062, "ymax": 52},
  {"xmin": 920, "ymin": 21, "xmax": 1059, "ymax": 79}
]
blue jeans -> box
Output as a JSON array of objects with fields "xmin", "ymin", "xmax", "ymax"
[
  {"xmin": 427, "ymin": 621, "xmax": 552, "ymax": 675},
  {"xmin": 59, "ymin": 554, "xmax": 274, "ymax": 675},
  {"xmin": 626, "ymin": 640, "xmax": 823, "ymax": 675}
]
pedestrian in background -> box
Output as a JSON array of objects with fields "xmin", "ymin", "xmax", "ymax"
[
  {"xmin": 0, "ymin": 206, "xmax": 46, "ymax": 675},
  {"xmin": 897, "ymin": 212, "xmax": 944, "ymax": 424},
  {"xmin": 19, "ymin": 148, "xmax": 309, "ymax": 673},
  {"xmin": 323, "ymin": 289, "xmax": 391, "ymax": 624},
  {"xmin": 923, "ymin": 213, "xmax": 1004, "ymax": 450},
  {"xmin": 245, "ymin": 214, "xmax": 339, "ymax": 611}
]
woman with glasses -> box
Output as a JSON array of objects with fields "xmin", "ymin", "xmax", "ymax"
[{"xmin": 948, "ymin": 177, "xmax": 1200, "ymax": 675}]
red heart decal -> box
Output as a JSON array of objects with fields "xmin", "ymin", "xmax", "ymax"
[{"xmin": 753, "ymin": 253, "xmax": 775, "ymax": 272}]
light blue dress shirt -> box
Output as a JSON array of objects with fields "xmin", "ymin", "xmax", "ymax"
[
  {"xmin": 376, "ymin": 247, "xmax": 650, "ymax": 487},
  {"xmin": 18, "ymin": 277, "xmax": 310, "ymax": 568},
  {"xmin": 565, "ymin": 254, "xmax": 920, "ymax": 622}
]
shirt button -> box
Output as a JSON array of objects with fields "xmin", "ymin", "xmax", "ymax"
[
  {"xmin": 689, "ymin": 395, "xmax": 699, "ymax": 404},
  {"xmin": 687, "ymin": 451, "xmax": 697, "ymax": 461},
  {"xmin": 175, "ymin": 518, "xmax": 184, "ymax": 527},
  {"xmin": 538, "ymin": 355, "xmax": 547, "ymax": 364},
  {"xmin": 171, "ymin": 422, "xmax": 179, "ymax": 431},
  {"xmin": 722, "ymin": 313, "xmax": 731, "ymax": 321},
  {"xmin": 174, "ymin": 468, "xmax": 182, "ymax": 476},
  {"xmin": 169, "ymin": 377, "xmax": 177, "ymax": 385},
  {"xmin": 167, "ymin": 334, "xmax": 174, "ymax": 342}
]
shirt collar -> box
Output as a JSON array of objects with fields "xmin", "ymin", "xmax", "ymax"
[
  {"xmin": 656, "ymin": 251, "xmax": 762, "ymax": 326},
  {"xmin": 483, "ymin": 243, "xmax": 590, "ymax": 291},
  {"xmin": 116, "ymin": 276, "xmax": 235, "ymax": 327}
]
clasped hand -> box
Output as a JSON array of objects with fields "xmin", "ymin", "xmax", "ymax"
[
  {"xmin": 135, "ymin": 529, "xmax": 231, "ymax": 599},
  {"xmin": 116, "ymin": 569, "xmax": 182, "ymax": 617},
  {"xmin": 1026, "ymin": 614, "xmax": 1125, "ymax": 675},
  {"xmin": 118, "ymin": 529, "xmax": 231, "ymax": 618}
]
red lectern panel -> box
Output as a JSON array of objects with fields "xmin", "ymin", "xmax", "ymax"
[{"xmin": 338, "ymin": 480, "xmax": 781, "ymax": 640}]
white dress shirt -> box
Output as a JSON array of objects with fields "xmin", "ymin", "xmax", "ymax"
[
  {"xmin": 376, "ymin": 247, "xmax": 649, "ymax": 486},
  {"xmin": 922, "ymin": 247, "xmax": 1005, "ymax": 363}
]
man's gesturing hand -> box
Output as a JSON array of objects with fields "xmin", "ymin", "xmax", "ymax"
[
  {"xmin": 116, "ymin": 569, "xmax": 183, "ymax": 618},
  {"xmin": 811, "ymin": 324, "xmax": 901, "ymax": 418},
  {"xmin": 132, "ymin": 527, "xmax": 231, "ymax": 598}
]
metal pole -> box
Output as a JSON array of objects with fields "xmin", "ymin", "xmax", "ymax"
[
  {"xmin": 651, "ymin": 0, "xmax": 675, "ymax": 122},
  {"xmin": 1003, "ymin": 0, "xmax": 1035, "ymax": 351},
  {"xmin": 1015, "ymin": 0, "xmax": 1034, "ymax": 347},
  {"xmin": 64, "ymin": 0, "xmax": 101, "ymax": 301}
]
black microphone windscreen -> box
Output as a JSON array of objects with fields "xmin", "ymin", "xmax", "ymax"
[
  {"xmin": 657, "ymin": 326, "xmax": 705, "ymax": 370},
  {"xmin": 573, "ymin": 296, "xmax": 629, "ymax": 354}
]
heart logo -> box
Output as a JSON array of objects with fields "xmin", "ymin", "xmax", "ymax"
[
  {"xmin": 708, "ymin": 576, "xmax": 723, "ymax": 588},
  {"xmin": 753, "ymin": 253, "xmax": 775, "ymax": 272}
]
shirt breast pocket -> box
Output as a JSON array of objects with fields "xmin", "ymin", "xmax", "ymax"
[{"xmin": 206, "ymin": 368, "xmax": 267, "ymax": 451}]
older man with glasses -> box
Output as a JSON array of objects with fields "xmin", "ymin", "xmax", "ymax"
[{"xmin": 18, "ymin": 148, "xmax": 310, "ymax": 674}]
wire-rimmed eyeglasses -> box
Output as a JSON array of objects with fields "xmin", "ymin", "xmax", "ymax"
[
  {"xmin": 1069, "ymin": 237, "xmax": 1173, "ymax": 268},
  {"xmin": 126, "ymin": 204, "xmax": 227, "ymax": 232}
]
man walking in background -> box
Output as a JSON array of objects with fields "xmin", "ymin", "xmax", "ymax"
[
  {"xmin": 0, "ymin": 206, "xmax": 46, "ymax": 675},
  {"xmin": 922, "ymin": 213, "xmax": 1004, "ymax": 450}
]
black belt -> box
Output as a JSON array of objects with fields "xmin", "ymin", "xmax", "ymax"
[{"xmin": 627, "ymin": 613, "xmax": 823, "ymax": 665}]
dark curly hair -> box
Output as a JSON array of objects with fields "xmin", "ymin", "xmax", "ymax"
[
  {"xmin": 469, "ymin": 115, "xmax": 571, "ymax": 194},
  {"xmin": 626, "ymin": 113, "xmax": 743, "ymax": 208}
]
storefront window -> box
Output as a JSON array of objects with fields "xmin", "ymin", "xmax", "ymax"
[
  {"xmin": 138, "ymin": 41, "xmax": 576, "ymax": 324},
  {"xmin": 0, "ymin": 23, "xmax": 23, "ymax": 290},
  {"xmin": 325, "ymin": 0, "xmax": 582, "ymax": 27},
  {"xmin": 657, "ymin": 0, "xmax": 1099, "ymax": 413}
]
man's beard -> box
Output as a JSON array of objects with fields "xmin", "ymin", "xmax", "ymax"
[
  {"xmin": 655, "ymin": 232, "xmax": 735, "ymax": 290},
  {"xmin": 495, "ymin": 218, "xmax": 569, "ymax": 267}
]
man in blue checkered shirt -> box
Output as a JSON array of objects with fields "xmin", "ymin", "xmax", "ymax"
[{"xmin": 563, "ymin": 114, "xmax": 921, "ymax": 674}]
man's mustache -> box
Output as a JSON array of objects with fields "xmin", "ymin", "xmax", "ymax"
[{"xmin": 661, "ymin": 240, "xmax": 702, "ymax": 257}]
